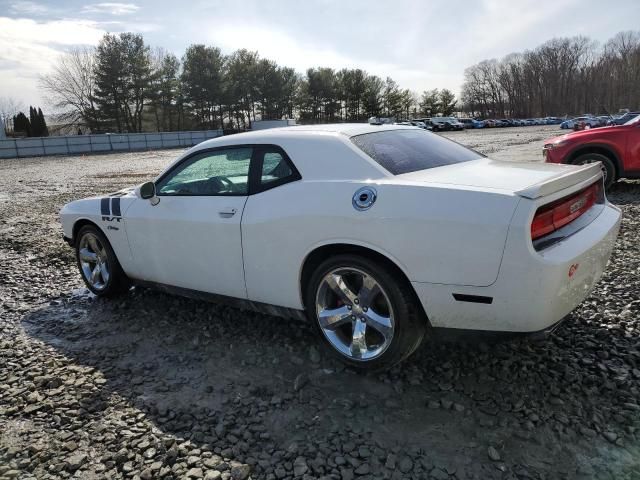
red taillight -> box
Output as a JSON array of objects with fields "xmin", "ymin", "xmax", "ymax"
[{"xmin": 531, "ymin": 182, "xmax": 601, "ymax": 241}]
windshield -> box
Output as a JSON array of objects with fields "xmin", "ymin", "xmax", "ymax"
[{"xmin": 351, "ymin": 129, "xmax": 483, "ymax": 175}]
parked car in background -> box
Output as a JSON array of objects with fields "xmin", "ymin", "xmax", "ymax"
[
  {"xmin": 544, "ymin": 114, "xmax": 640, "ymax": 188},
  {"xmin": 560, "ymin": 117, "xmax": 598, "ymax": 130},
  {"xmin": 573, "ymin": 117, "xmax": 602, "ymax": 131},
  {"xmin": 608, "ymin": 112, "xmax": 639, "ymax": 126},
  {"xmin": 459, "ymin": 118, "xmax": 485, "ymax": 129},
  {"xmin": 560, "ymin": 118, "xmax": 574, "ymax": 129},
  {"xmin": 60, "ymin": 124, "xmax": 621, "ymax": 370},
  {"xmin": 544, "ymin": 117, "xmax": 563, "ymax": 125},
  {"xmin": 523, "ymin": 119, "xmax": 537, "ymax": 126},
  {"xmin": 413, "ymin": 118, "xmax": 445, "ymax": 132},
  {"xmin": 420, "ymin": 120, "xmax": 435, "ymax": 131},
  {"xmin": 368, "ymin": 117, "xmax": 395, "ymax": 125},
  {"xmin": 427, "ymin": 117, "xmax": 456, "ymax": 131},
  {"xmin": 409, "ymin": 120, "xmax": 431, "ymax": 130},
  {"xmin": 443, "ymin": 118, "xmax": 464, "ymax": 131}
]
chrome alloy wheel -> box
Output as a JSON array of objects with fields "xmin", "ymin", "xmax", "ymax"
[
  {"xmin": 315, "ymin": 267, "xmax": 395, "ymax": 361},
  {"xmin": 78, "ymin": 232, "xmax": 110, "ymax": 291}
]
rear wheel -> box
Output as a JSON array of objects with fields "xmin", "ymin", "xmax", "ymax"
[
  {"xmin": 572, "ymin": 153, "xmax": 616, "ymax": 189},
  {"xmin": 305, "ymin": 254, "xmax": 427, "ymax": 371},
  {"xmin": 75, "ymin": 225, "xmax": 129, "ymax": 297}
]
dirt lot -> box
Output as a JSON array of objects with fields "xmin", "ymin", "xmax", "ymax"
[{"xmin": 1, "ymin": 125, "xmax": 640, "ymax": 480}]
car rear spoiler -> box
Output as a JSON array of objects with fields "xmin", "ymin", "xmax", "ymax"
[{"xmin": 515, "ymin": 163, "xmax": 602, "ymax": 199}]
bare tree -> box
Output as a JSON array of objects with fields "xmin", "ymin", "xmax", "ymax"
[
  {"xmin": 39, "ymin": 47, "xmax": 99, "ymax": 130},
  {"xmin": 0, "ymin": 97, "xmax": 25, "ymax": 133},
  {"xmin": 461, "ymin": 32, "xmax": 640, "ymax": 118}
]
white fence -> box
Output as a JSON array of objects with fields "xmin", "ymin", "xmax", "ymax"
[{"xmin": 0, "ymin": 130, "xmax": 223, "ymax": 159}]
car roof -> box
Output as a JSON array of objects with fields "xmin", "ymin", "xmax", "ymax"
[
  {"xmin": 194, "ymin": 123, "xmax": 418, "ymax": 148},
  {"xmin": 162, "ymin": 123, "xmax": 411, "ymax": 182},
  {"xmin": 263, "ymin": 123, "xmax": 417, "ymax": 136}
]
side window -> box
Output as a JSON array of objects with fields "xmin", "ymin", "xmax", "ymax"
[
  {"xmin": 156, "ymin": 147, "xmax": 252, "ymax": 196},
  {"xmin": 258, "ymin": 147, "xmax": 299, "ymax": 190}
]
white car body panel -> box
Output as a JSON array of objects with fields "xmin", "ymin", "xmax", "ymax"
[
  {"xmin": 60, "ymin": 124, "xmax": 622, "ymax": 333},
  {"xmin": 413, "ymin": 190, "xmax": 621, "ymax": 331},
  {"xmin": 242, "ymin": 179, "xmax": 519, "ymax": 310},
  {"xmin": 398, "ymin": 158, "xmax": 602, "ymax": 198},
  {"xmin": 60, "ymin": 194, "xmax": 136, "ymax": 270},
  {"xmin": 123, "ymin": 195, "xmax": 248, "ymax": 298}
]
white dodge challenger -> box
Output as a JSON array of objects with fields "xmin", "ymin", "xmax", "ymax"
[{"xmin": 61, "ymin": 124, "xmax": 621, "ymax": 370}]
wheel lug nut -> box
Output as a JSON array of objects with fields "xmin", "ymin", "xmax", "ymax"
[
  {"xmin": 347, "ymin": 305, "xmax": 352, "ymax": 310},
  {"xmin": 354, "ymin": 299, "xmax": 359, "ymax": 304},
  {"xmin": 363, "ymin": 307, "xmax": 368, "ymax": 312}
]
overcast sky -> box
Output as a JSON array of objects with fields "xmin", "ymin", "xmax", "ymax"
[{"xmin": 1, "ymin": 0, "xmax": 639, "ymax": 110}]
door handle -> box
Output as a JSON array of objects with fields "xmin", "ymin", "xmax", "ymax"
[{"xmin": 219, "ymin": 207, "xmax": 237, "ymax": 218}]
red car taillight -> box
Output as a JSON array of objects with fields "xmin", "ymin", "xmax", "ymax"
[{"xmin": 531, "ymin": 181, "xmax": 601, "ymax": 241}]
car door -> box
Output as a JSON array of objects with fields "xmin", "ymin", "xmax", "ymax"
[
  {"xmin": 241, "ymin": 145, "xmax": 302, "ymax": 307},
  {"xmin": 124, "ymin": 146, "xmax": 254, "ymax": 299},
  {"xmin": 625, "ymin": 121, "xmax": 640, "ymax": 172}
]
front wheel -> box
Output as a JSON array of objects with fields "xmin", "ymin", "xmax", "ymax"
[
  {"xmin": 305, "ymin": 254, "xmax": 427, "ymax": 371},
  {"xmin": 572, "ymin": 153, "xmax": 617, "ymax": 189},
  {"xmin": 75, "ymin": 225, "xmax": 129, "ymax": 297}
]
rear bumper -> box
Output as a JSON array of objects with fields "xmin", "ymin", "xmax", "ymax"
[
  {"xmin": 431, "ymin": 315, "xmax": 569, "ymax": 342},
  {"xmin": 412, "ymin": 203, "xmax": 621, "ymax": 332}
]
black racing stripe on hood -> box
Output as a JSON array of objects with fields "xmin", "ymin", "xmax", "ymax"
[{"xmin": 100, "ymin": 198, "xmax": 110, "ymax": 216}]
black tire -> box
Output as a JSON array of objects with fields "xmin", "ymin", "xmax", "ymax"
[
  {"xmin": 304, "ymin": 254, "xmax": 428, "ymax": 371},
  {"xmin": 572, "ymin": 153, "xmax": 617, "ymax": 189},
  {"xmin": 75, "ymin": 224, "xmax": 129, "ymax": 297}
]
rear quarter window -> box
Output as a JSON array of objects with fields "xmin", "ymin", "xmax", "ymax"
[{"xmin": 350, "ymin": 129, "xmax": 483, "ymax": 175}]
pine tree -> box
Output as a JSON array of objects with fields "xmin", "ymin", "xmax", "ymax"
[
  {"xmin": 38, "ymin": 108, "xmax": 49, "ymax": 136},
  {"xmin": 13, "ymin": 112, "xmax": 31, "ymax": 136},
  {"xmin": 439, "ymin": 89, "xmax": 457, "ymax": 116},
  {"xmin": 29, "ymin": 106, "xmax": 38, "ymax": 136},
  {"xmin": 94, "ymin": 33, "xmax": 152, "ymax": 133}
]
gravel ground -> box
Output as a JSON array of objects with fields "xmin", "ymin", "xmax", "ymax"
[{"xmin": 1, "ymin": 125, "xmax": 640, "ymax": 480}]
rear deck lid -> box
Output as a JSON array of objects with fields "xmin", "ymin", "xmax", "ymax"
[{"xmin": 395, "ymin": 158, "xmax": 602, "ymax": 198}]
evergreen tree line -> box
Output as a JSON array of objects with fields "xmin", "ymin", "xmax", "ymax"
[
  {"xmin": 461, "ymin": 31, "xmax": 640, "ymax": 118},
  {"xmin": 12, "ymin": 106, "xmax": 49, "ymax": 137},
  {"xmin": 40, "ymin": 33, "xmax": 458, "ymax": 133}
]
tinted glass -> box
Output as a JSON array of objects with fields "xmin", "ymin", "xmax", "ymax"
[
  {"xmin": 261, "ymin": 150, "xmax": 294, "ymax": 186},
  {"xmin": 351, "ymin": 129, "xmax": 482, "ymax": 175},
  {"xmin": 157, "ymin": 147, "xmax": 252, "ymax": 195}
]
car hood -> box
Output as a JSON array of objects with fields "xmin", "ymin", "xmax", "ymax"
[
  {"xmin": 393, "ymin": 158, "xmax": 600, "ymax": 198},
  {"xmin": 545, "ymin": 125, "xmax": 620, "ymax": 144}
]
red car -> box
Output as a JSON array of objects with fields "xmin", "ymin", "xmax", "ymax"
[{"xmin": 544, "ymin": 115, "xmax": 640, "ymax": 188}]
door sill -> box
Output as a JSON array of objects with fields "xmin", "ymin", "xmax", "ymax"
[{"xmin": 132, "ymin": 279, "xmax": 307, "ymax": 321}]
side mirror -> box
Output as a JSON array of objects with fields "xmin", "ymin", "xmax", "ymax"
[{"xmin": 140, "ymin": 181, "xmax": 156, "ymax": 200}]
